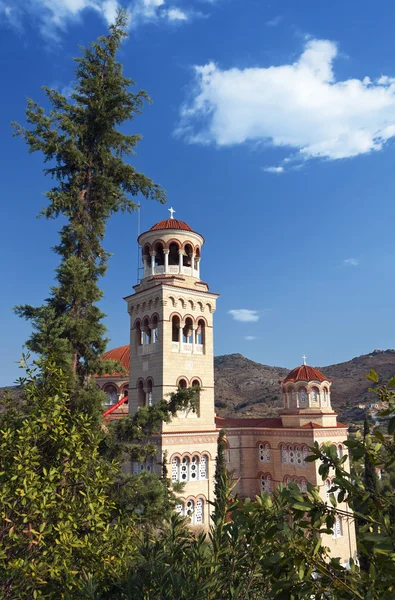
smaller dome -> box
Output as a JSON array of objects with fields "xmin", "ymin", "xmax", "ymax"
[
  {"xmin": 150, "ymin": 218, "xmax": 193, "ymax": 232},
  {"xmin": 101, "ymin": 345, "xmax": 130, "ymax": 376},
  {"xmin": 283, "ymin": 364, "xmax": 328, "ymax": 384}
]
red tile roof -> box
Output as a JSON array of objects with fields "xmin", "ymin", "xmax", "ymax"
[
  {"xmin": 150, "ymin": 218, "xmax": 193, "ymax": 232},
  {"xmin": 100, "ymin": 345, "xmax": 130, "ymax": 377},
  {"xmin": 282, "ymin": 364, "xmax": 329, "ymax": 384}
]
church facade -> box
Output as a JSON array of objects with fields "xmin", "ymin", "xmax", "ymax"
[{"xmin": 95, "ymin": 213, "xmax": 357, "ymax": 564}]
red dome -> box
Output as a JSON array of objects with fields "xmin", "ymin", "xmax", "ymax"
[
  {"xmin": 283, "ymin": 364, "xmax": 328, "ymax": 384},
  {"xmin": 100, "ymin": 345, "xmax": 130, "ymax": 376},
  {"xmin": 150, "ymin": 218, "xmax": 193, "ymax": 232}
]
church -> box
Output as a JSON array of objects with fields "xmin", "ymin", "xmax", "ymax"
[{"xmin": 94, "ymin": 211, "xmax": 357, "ymax": 564}]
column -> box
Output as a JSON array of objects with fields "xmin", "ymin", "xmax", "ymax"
[
  {"xmin": 192, "ymin": 326, "xmax": 196, "ymax": 354},
  {"xmin": 178, "ymin": 249, "xmax": 183, "ymax": 274},
  {"xmin": 150, "ymin": 251, "xmax": 156, "ymax": 276},
  {"xmin": 164, "ymin": 249, "xmax": 169, "ymax": 274},
  {"xmin": 196, "ymin": 257, "xmax": 201, "ymax": 279},
  {"xmin": 191, "ymin": 252, "xmax": 196, "ymax": 276},
  {"xmin": 178, "ymin": 323, "xmax": 183, "ymax": 352}
]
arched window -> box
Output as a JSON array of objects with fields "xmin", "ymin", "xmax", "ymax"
[
  {"xmin": 337, "ymin": 444, "xmax": 343, "ymax": 459},
  {"xmin": 180, "ymin": 456, "xmax": 189, "ymax": 482},
  {"xmin": 334, "ymin": 516, "xmax": 343, "ymax": 538},
  {"xmin": 199, "ymin": 455, "xmax": 208, "ymax": 479},
  {"xmin": 175, "ymin": 503, "xmax": 184, "ymax": 517},
  {"xmin": 295, "ymin": 445, "xmax": 303, "ymax": 466},
  {"xmin": 312, "ymin": 387, "xmax": 319, "ymax": 403},
  {"xmin": 190, "ymin": 456, "xmax": 199, "ymax": 481},
  {"xmin": 151, "ymin": 315, "xmax": 159, "ymax": 344},
  {"xmin": 195, "ymin": 498, "xmax": 204, "ymax": 525},
  {"xmin": 196, "ymin": 319, "xmax": 205, "ymax": 347},
  {"xmin": 169, "ymin": 242, "xmax": 179, "ymax": 266},
  {"xmin": 104, "ymin": 384, "xmax": 117, "ymax": 406},
  {"xmin": 142, "ymin": 317, "xmax": 151, "ymax": 345},
  {"xmin": 178, "ymin": 378, "xmax": 187, "ymax": 390},
  {"xmin": 194, "ymin": 247, "xmax": 200, "ymax": 270},
  {"xmin": 260, "ymin": 474, "xmax": 272, "ymax": 494},
  {"xmin": 191, "ymin": 379, "xmax": 201, "ymax": 416},
  {"xmin": 154, "ymin": 242, "xmax": 164, "ymax": 267},
  {"xmin": 172, "ymin": 457, "xmax": 180, "ymax": 482},
  {"xmin": 183, "ymin": 317, "xmax": 193, "ymax": 344},
  {"xmin": 172, "ymin": 315, "xmax": 180, "ymax": 342},
  {"xmin": 259, "ymin": 443, "xmax": 270, "ymax": 462},
  {"xmin": 145, "ymin": 379, "xmax": 153, "ymax": 406},
  {"xmin": 299, "ymin": 388, "xmax": 307, "ymax": 405},
  {"xmin": 185, "ymin": 499, "xmax": 195, "ymax": 522},
  {"xmin": 284, "ymin": 476, "xmax": 291, "ymax": 486},
  {"xmin": 291, "ymin": 390, "xmax": 295, "ymax": 406},
  {"xmin": 135, "ymin": 321, "xmax": 142, "ymax": 346},
  {"xmin": 322, "ymin": 388, "xmax": 328, "ymax": 404},
  {"xmin": 299, "ymin": 478, "xmax": 308, "ymax": 493},
  {"xmin": 142, "ymin": 244, "xmax": 150, "ymax": 274},
  {"xmin": 288, "ymin": 444, "xmax": 295, "ymax": 464},
  {"xmin": 137, "ymin": 380, "xmax": 145, "ymax": 409},
  {"xmin": 183, "ymin": 244, "xmax": 193, "ymax": 267},
  {"xmin": 280, "ymin": 444, "xmax": 288, "ymax": 464}
]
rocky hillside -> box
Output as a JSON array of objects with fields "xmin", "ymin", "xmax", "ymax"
[{"xmin": 214, "ymin": 349, "xmax": 395, "ymax": 423}]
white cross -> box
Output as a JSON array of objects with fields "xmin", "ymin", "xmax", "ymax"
[
  {"xmin": 302, "ymin": 354, "xmax": 307, "ymax": 366},
  {"xmin": 168, "ymin": 207, "xmax": 176, "ymax": 219}
]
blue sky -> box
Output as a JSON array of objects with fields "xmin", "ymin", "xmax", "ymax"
[{"xmin": 1, "ymin": 0, "xmax": 395, "ymax": 386}]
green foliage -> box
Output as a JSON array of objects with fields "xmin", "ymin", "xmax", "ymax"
[
  {"xmin": 13, "ymin": 9, "xmax": 165, "ymax": 411},
  {"xmin": 0, "ymin": 356, "xmax": 136, "ymax": 598}
]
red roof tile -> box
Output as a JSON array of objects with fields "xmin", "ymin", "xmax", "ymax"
[
  {"xmin": 300, "ymin": 421, "xmax": 323, "ymax": 429},
  {"xmin": 282, "ymin": 364, "xmax": 329, "ymax": 384},
  {"xmin": 100, "ymin": 345, "xmax": 130, "ymax": 377},
  {"xmin": 150, "ymin": 218, "xmax": 193, "ymax": 232}
]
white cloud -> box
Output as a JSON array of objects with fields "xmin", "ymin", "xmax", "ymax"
[
  {"xmin": 244, "ymin": 336, "xmax": 257, "ymax": 341},
  {"xmin": 343, "ymin": 258, "xmax": 359, "ymax": 267},
  {"xmin": 263, "ymin": 166, "xmax": 284, "ymax": 173},
  {"xmin": 177, "ymin": 38, "xmax": 395, "ymax": 167},
  {"xmin": 266, "ymin": 15, "xmax": 282, "ymax": 27},
  {"xmin": 228, "ymin": 309, "xmax": 260, "ymax": 323},
  {"xmin": 167, "ymin": 7, "xmax": 188, "ymax": 21}
]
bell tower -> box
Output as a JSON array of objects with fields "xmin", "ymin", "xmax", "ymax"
[{"xmin": 124, "ymin": 209, "xmax": 219, "ymax": 432}]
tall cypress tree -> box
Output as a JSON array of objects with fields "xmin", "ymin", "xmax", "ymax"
[{"xmin": 13, "ymin": 10, "xmax": 165, "ymax": 415}]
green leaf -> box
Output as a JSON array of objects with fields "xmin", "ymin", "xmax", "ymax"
[{"xmin": 366, "ymin": 369, "xmax": 379, "ymax": 383}]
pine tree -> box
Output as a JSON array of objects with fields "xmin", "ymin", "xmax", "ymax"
[{"xmin": 13, "ymin": 9, "xmax": 165, "ymax": 417}]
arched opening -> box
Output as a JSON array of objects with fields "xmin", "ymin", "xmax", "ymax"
[
  {"xmin": 172, "ymin": 457, "xmax": 180, "ymax": 482},
  {"xmin": 154, "ymin": 242, "xmax": 164, "ymax": 267},
  {"xmin": 151, "ymin": 315, "xmax": 159, "ymax": 344},
  {"xmin": 178, "ymin": 378, "xmax": 187, "ymax": 390},
  {"xmin": 172, "ymin": 315, "xmax": 180, "ymax": 342},
  {"xmin": 299, "ymin": 387, "xmax": 308, "ymax": 405},
  {"xmin": 196, "ymin": 319, "xmax": 205, "ymax": 347},
  {"xmin": 169, "ymin": 242, "xmax": 179, "ymax": 266},
  {"xmin": 104, "ymin": 384, "xmax": 118, "ymax": 406},
  {"xmin": 137, "ymin": 380, "xmax": 145, "ymax": 409},
  {"xmin": 183, "ymin": 317, "xmax": 193, "ymax": 344},
  {"xmin": 142, "ymin": 317, "xmax": 151, "ymax": 345},
  {"xmin": 185, "ymin": 498, "xmax": 194, "ymax": 522},
  {"xmin": 322, "ymin": 387, "xmax": 328, "ymax": 404},
  {"xmin": 194, "ymin": 247, "xmax": 200, "ymax": 271},
  {"xmin": 183, "ymin": 243, "xmax": 193, "ymax": 267},
  {"xmin": 142, "ymin": 244, "xmax": 150, "ymax": 274},
  {"xmin": 180, "ymin": 456, "xmax": 189, "ymax": 482},
  {"xmin": 200, "ymin": 455, "xmax": 208, "ymax": 479},
  {"xmin": 122, "ymin": 385, "xmax": 129, "ymax": 404},
  {"xmin": 135, "ymin": 321, "xmax": 142, "ymax": 346},
  {"xmin": 312, "ymin": 387, "xmax": 320, "ymax": 403},
  {"xmin": 190, "ymin": 456, "xmax": 199, "ymax": 481},
  {"xmin": 145, "ymin": 379, "xmax": 153, "ymax": 406},
  {"xmin": 260, "ymin": 474, "xmax": 272, "ymax": 494},
  {"xmin": 195, "ymin": 498, "xmax": 204, "ymax": 524}
]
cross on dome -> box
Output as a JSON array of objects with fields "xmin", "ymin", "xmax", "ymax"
[
  {"xmin": 168, "ymin": 207, "xmax": 176, "ymax": 219},
  {"xmin": 303, "ymin": 354, "xmax": 307, "ymax": 366}
]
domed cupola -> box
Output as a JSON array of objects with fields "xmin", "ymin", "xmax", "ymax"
[
  {"xmin": 137, "ymin": 208, "xmax": 204, "ymax": 287},
  {"xmin": 280, "ymin": 357, "xmax": 337, "ymax": 428}
]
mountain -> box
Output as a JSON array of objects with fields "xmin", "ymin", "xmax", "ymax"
[{"xmin": 214, "ymin": 350, "xmax": 395, "ymax": 424}]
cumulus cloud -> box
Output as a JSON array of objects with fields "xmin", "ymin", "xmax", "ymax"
[
  {"xmin": 244, "ymin": 335, "xmax": 257, "ymax": 341},
  {"xmin": 166, "ymin": 7, "xmax": 188, "ymax": 21},
  {"xmin": 228, "ymin": 309, "xmax": 260, "ymax": 323},
  {"xmin": 343, "ymin": 258, "xmax": 359, "ymax": 267},
  {"xmin": 177, "ymin": 38, "xmax": 395, "ymax": 168}
]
